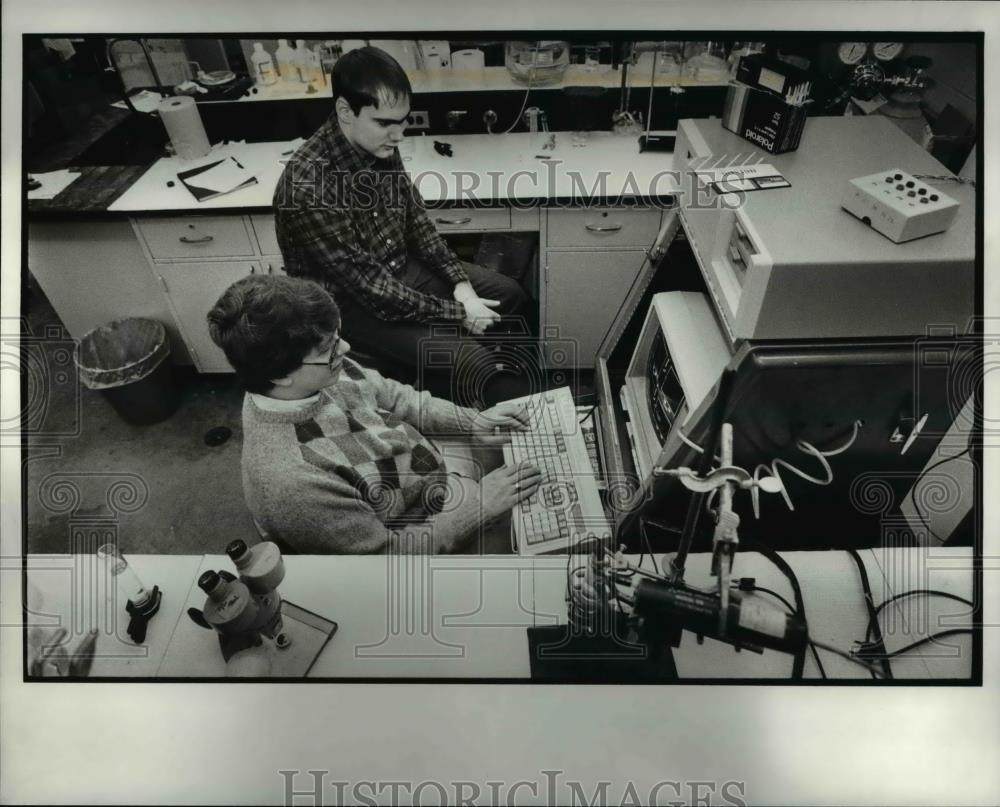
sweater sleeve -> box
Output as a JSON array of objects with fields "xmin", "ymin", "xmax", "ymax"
[
  {"xmin": 255, "ymin": 462, "xmax": 483, "ymax": 554},
  {"xmin": 363, "ymin": 365, "xmax": 479, "ymax": 436}
]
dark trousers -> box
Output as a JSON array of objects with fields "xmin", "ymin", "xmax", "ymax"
[{"xmin": 339, "ymin": 260, "xmax": 540, "ymax": 408}]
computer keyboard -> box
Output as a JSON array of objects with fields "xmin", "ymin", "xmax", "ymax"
[{"xmin": 502, "ymin": 387, "xmax": 612, "ymax": 555}]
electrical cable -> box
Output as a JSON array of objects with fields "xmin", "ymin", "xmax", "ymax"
[
  {"xmin": 809, "ymin": 638, "xmax": 888, "ymax": 678},
  {"xmin": 677, "ymin": 429, "xmax": 705, "ymax": 454},
  {"xmin": 491, "ymin": 42, "xmax": 540, "ymax": 135},
  {"xmin": 882, "ymin": 629, "xmax": 972, "ymax": 658},
  {"xmin": 847, "ymin": 548, "xmax": 894, "ymax": 680},
  {"xmin": 865, "ymin": 589, "xmax": 974, "ymax": 645},
  {"xmin": 751, "ymin": 419, "xmax": 863, "ymax": 517},
  {"xmin": 742, "ymin": 538, "xmax": 807, "ymax": 679},
  {"xmin": 909, "ymin": 446, "xmax": 971, "ymax": 544},
  {"xmin": 874, "ymin": 589, "xmax": 973, "ymax": 624},
  {"xmin": 913, "ymin": 173, "xmax": 976, "ymax": 188},
  {"xmin": 639, "ymin": 517, "xmax": 661, "ymax": 575}
]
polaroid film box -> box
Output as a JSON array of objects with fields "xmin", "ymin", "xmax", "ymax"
[
  {"xmin": 735, "ymin": 54, "xmax": 811, "ymax": 99},
  {"xmin": 722, "ymin": 82, "xmax": 807, "ymax": 154}
]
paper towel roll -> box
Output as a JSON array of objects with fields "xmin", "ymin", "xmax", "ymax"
[{"xmin": 158, "ymin": 96, "xmax": 210, "ymax": 160}]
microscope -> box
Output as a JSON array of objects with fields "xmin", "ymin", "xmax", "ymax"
[{"xmin": 188, "ymin": 539, "xmax": 292, "ymax": 676}]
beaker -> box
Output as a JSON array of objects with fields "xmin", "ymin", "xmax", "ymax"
[
  {"xmin": 96, "ymin": 543, "xmax": 152, "ymax": 607},
  {"xmin": 685, "ymin": 41, "xmax": 729, "ymax": 81}
]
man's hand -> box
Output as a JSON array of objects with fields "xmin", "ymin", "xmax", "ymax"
[
  {"xmin": 454, "ymin": 281, "xmax": 501, "ymax": 335},
  {"xmin": 460, "ymin": 297, "xmax": 502, "ymax": 335},
  {"xmin": 470, "ymin": 401, "xmax": 532, "ymax": 445},
  {"xmin": 480, "ymin": 462, "xmax": 543, "ymax": 520},
  {"xmin": 28, "ymin": 627, "xmax": 98, "ymax": 678}
]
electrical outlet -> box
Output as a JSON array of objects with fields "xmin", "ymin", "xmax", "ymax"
[{"xmin": 407, "ymin": 110, "xmax": 430, "ymax": 130}]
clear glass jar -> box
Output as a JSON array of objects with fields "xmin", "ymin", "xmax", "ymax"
[{"xmin": 505, "ymin": 41, "xmax": 569, "ymax": 86}]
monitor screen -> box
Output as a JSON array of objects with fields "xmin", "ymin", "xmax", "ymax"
[{"xmin": 622, "ymin": 336, "xmax": 977, "ymax": 552}]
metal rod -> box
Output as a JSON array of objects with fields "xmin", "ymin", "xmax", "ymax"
[
  {"xmin": 669, "ymin": 368, "xmax": 735, "ymax": 582},
  {"xmin": 644, "ymin": 48, "xmax": 658, "ymax": 138}
]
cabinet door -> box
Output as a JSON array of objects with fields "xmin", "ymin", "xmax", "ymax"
[
  {"xmin": 544, "ymin": 250, "xmax": 646, "ymax": 369},
  {"xmin": 28, "ymin": 220, "xmax": 193, "ymax": 364},
  {"xmin": 156, "ymin": 261, "xmax": 262, "ymax": 372}
]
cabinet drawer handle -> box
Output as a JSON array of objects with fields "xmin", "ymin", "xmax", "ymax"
[
  {"xmin": 179, "ymin": 234, "xmax": 214, "ymax": 244},
  {"xmin": 435, "ymin": 216, "xmax": 473, "ymax": 225},
  {"xmin": 584, "ymin": 223, "xmax": 624, "ymax": 233}
]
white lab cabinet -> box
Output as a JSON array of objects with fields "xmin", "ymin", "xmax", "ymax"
[
  {"xmin": 154, "ymin": 260, "xmax": 263, "ymax": 373},
  {"xmin": 27, "ymin": 219, "xmax": 192, "ymax": 363},
  {"xmin": 543, "ymin": 250, "xmax": 648, "ymax": 369}
]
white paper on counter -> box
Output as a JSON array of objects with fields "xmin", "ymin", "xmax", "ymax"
[
  {"xmin": 27, "ymin": 169, "xmax": 82, "ymax": 199},
  {"xmin": 111, "ymin": 90, "xmax": 164, "ymax": 113}
]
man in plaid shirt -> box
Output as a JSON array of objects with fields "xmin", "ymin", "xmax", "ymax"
[{"xmin": 274, "ymin": 46, "xmax": 533, "ymax": 408}]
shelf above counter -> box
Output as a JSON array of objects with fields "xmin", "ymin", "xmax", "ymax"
[{"xmin": 205, "ymin": 65, "xmax": 729, "ymax": 104}]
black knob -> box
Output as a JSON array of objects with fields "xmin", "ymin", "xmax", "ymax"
[
  {"xmin": 918, "ymin": 188, "xmax": 927, "ymax": 195},
  {"xmin": 930, "ymin": 194, "xmax": 939, "ymax": 201},
  {"xmin": 906, "ymin": 180, "xmax": 915, "ymax": 188},
  {"xmin": 908, "ymin": 190, "xmax": 916, "ymax": 197},
  {"xmin": 885, "ymin": 176, "xmax": 894, "ymax": 183},
  {"xmin": 920, "ymin": 198, "xmax": 929, "ymax": 204},
  {"xmin": 896, "ymin": 184, "xmax": 904, "ymax": 191},
  {"xmin": 894, "ymin": 173, "xmax": 903, "ymax": 180}
]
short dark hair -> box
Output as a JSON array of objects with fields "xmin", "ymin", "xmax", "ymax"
[
  {"xmin": 207, "ymin": 275, "xmax": 341, "ymax": 394},
  {"xmin": 332, "ymin": 45, "xmax": 412, "ymax": 115}
]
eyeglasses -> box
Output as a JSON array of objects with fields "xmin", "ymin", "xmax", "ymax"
[{"xmin": 300, "ymin": 336, "xmax": 342, "ymax": 371}]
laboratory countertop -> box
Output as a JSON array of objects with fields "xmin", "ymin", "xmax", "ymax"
[
  {"xmin": 21, "ymin": 546, "xmax": 976, "ymax": 681},
  {"xmin": 26, "ymin": 165, "xmax": 153, "ymax": 215},
  {"xmin": 27, "ymin": 131, "xmax": 681, "ymax": 217}
]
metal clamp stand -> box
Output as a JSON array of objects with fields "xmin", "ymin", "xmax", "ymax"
[{"xmin": 661, "ymin": 369, "xmax": 735, "ymax": 584}]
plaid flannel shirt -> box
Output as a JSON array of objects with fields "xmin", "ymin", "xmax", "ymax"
[{"xmin": 273, "ymin": 119, "xmax": 468, "ymax": 322}]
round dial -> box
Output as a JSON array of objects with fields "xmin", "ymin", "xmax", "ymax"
[
  {"xmin": 838, "ymin": 42, "xmax": 869, "ymax": 65},
  {"xmin": 873, "ymin": 42, "xmax": 904, "ymax": 61}
]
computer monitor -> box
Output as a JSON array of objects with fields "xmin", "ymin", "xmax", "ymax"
[{"xmin": 618, "ymin": 334, "xmax": 976, "ymax": 552}]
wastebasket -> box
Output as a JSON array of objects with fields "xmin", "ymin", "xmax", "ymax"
[{"xmin": 74, "ymin": 318, "xmax": 180, "ymax": 425}]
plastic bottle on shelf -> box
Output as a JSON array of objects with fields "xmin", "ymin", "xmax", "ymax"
[
  {"xmin": 311, "ymin": 46, "xmax": 327, "ymax": 86},
  {"xmin": 294, "ymin": 39, "xmax": 312, "ymax": 83},
  {"xmin": 275, "ymin": 39, "xmax": 296, "ymax": 81},
  {"xmin": 250, "ymin": 42, "xmax": 277, "ymax": 86}
]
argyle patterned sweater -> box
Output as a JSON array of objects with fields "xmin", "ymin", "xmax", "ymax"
[{"xmin": 242, "ymin": 359, "xmax": 482, "ymax": 554}]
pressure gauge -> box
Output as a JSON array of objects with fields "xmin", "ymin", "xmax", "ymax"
[
  {"xmin": 873, "ymin": 42, "xmax": 904, "ymax": 62},
  {"xmin": 838, "ymin": 42, "xmax": 869, "ymax": 65}
]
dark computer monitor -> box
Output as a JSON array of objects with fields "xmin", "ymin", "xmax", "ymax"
[{"xmin": 621, "ymin": 335, "xmax": 977, "ymax": 552}]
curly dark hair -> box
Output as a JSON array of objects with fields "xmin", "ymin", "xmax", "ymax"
[
  {"xmin": 332, "ymin": 45, "xmax": 412, "ymax": 115},
  {"xmin": 207, "ymin": 275, "xmax": 340, "ymax": 394}
]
